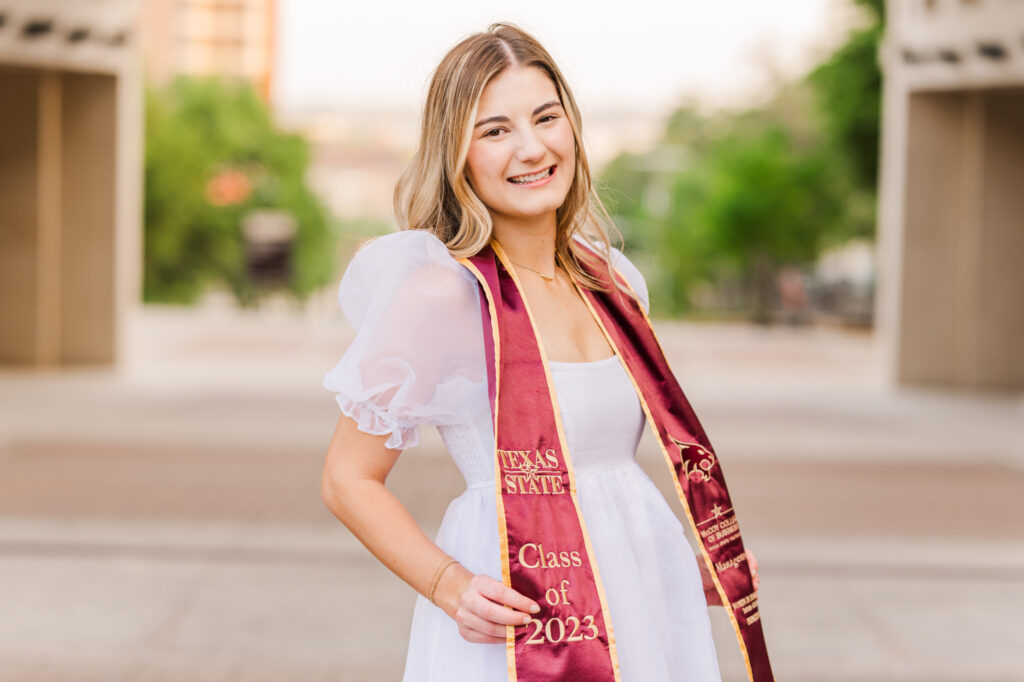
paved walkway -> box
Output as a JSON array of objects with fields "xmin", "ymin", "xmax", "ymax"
[{"xmin": 1, "ymin": 302, "xmax": 1022, "ymax": 681}]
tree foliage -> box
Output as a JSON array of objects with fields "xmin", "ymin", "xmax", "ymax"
[
  {"xmin": 144, "ymin": 77, "xmax": 337, "ymax": 306},
  {"xmin": 808, "ymin": 0, "xmax": 884, "ymax": 192},
  {"xmin": 598, "ymin": 0, "xmax": 883, "ymax": 319},
  {"xmin": 656, "ymin": 109, "xmax": 855, "ymax": 319}
]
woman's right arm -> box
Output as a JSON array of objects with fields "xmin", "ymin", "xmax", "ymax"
[{"xmin": 320, "ymin": 412, "xmax": 540, "ymax": 643}]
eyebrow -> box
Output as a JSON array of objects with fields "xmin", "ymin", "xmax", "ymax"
[{"xmin": 473, "ymin": 100, "xmax": 562, "ymax": 129}]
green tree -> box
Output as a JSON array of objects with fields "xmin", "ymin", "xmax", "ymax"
[
  {"xmin": 808, "ymin": 0, "xmax": 884, "ymax": 194},
  {"xmin": 600, "ymin": 98, "xmax": 867, "ymax": 318},
  {"xmin": 599, "ymin": 0, "xmax": 884, "ymax": 319},
  {"xmin": 669, "ymin": 120, "xmax": 849, "ymax": 319},
  {"xmin": 144, "ymin": 77, "xmax": 337, "ymax": 306}
]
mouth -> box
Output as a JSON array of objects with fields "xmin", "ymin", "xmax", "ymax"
[{"xmin": 507, "ymin": 165, "xmax": 556, "ymax": 186}]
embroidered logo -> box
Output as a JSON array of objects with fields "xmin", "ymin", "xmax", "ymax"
[{"xmin": 669, "ymin": 436, "xmax": 718, "ymax": 483}]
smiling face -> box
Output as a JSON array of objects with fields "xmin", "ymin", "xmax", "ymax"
[{"xmin": 464, "ymin": 65, "xmax": 577, "ymax": 227}]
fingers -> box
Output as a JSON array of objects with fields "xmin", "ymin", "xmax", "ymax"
[
  {"xmin": 463, "ymin": 581, "xmax": 532, "ymax": 627},
  {"xmin": 454, "ymin": 574, "xmax": 540, "ymax": 645},
  {"xmin": 704, "ymin": 583, "xmax": 722, "ymax": 607},
  {"xmin": 746, "ymin": 550, "xmax": 760, "ymax": 590},
  {"xmin": 473, "ymin": 574, "xmax": 540, "ymax": 616},
  {"xmin": 469, "ymin": 594, "xmax": 532, "ymax": 627},
  {"xmin": 456, "ymin": 607, "xmax": 511, "ymax": 643}
]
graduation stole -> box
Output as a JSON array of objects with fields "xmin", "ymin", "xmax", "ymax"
[{"xmin": 458, "ymin": 239, "xmax": 774, "ymax": 682}]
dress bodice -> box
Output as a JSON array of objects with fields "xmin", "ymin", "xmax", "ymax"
[
  {"xmin": 547, "ymin": 355, "xmax": 647, "ymax": 471},
  {"xmin": 438, "ymin": 355, "xmax": 648, "ymax": 490}
]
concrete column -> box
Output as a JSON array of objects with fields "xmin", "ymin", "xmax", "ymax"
[
  {"xmin": 61, "ymin": 72, "xmax": 118, "ymax": 363},
  {"xmin": 875, "ymin": 44, "xmax": 910, "ymax": 389},
  {"xmin": 895, "ymin": 89, "xmax": 1024, "ymax": 390},
  {"xmin": 0, "ymin": 69, "xmax": 42, "ymax": 363},
  {"xmin": 898, "ymin": 91, "xmax": 967, "ymax": 386},
  {"xmin": 37, "ymin": 71, "xmax": 63, "ymax": 365},
  {"xmin": 0, "ymin": 68, "xmax": 122, "ymax": 366},
  {"xmin": 974, "ymin": 91, "xmax": 1024, "ymax": 388}
]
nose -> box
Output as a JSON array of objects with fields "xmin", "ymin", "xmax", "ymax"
[{"xmin": 513, "ymin": 126, "xmax": 546, "ymax": 165}]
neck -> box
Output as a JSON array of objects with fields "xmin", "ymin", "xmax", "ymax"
[{"xmin": 491, "ymin": 211, "xmax": 558, "ymax": 276}]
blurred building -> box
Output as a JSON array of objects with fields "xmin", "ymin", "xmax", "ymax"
[
  {"xmin": 878, "ymin": 0, "xmax": 1024, "ymax": 390},
  {"xmin": 0, "ymin": 0, "xmax": 142, "ymax": 367},
  {"xmin": 291, "ymin": 108, "xmax": 418, "ymax": 223},
  {"xmin": 141, "ymin": 0, "xmax": 276, "ymax": 101}
]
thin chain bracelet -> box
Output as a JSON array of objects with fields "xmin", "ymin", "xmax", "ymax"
[{"xmin": 428, "ymin": 557, "xmax": 460, "ymax": 606}]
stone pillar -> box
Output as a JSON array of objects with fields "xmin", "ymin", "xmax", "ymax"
[
  {"xmin": 973, "ymin": 91, "xmax": 1024, "ymax": 388},
  {"xmin": 892, "ymin": 89, "xmax": 1024, "ymax": 389},
  {"xmin": 0, "ymin": 68, "xmax": 122, "ymax": 365},
  {"xmin": 0, "ymin": 69, "xmax": 43, "ymax": 363}
]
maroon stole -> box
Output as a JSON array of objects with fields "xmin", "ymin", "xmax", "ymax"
[{"xmin": 458, "ymin": 239, "xmax": 773, "ymax": 682}]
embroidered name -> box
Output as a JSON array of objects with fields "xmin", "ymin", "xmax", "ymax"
[{"xmin": 498, "ymin": 448, "xmax": 566, "ymax": 495}]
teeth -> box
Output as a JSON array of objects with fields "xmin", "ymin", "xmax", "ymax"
[{"xmin": 509, "ymin": 167, "xmax": 552, "ymax": 184}]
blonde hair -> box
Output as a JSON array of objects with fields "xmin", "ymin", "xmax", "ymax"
[{"xmin": 393, "ymin": 22, "xmax": 627, "ymax": 294}]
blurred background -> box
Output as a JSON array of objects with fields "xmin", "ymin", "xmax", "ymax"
[{"xmin": 1, "ymin": 0, "xmax": 1022, "ymax": 680}]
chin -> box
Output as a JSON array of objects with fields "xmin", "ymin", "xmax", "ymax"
[
  {"xmin": 501, "ymin": 189, "xmax": 571, "ymax": 219},
  {"xmin": 503, "ymin": 201, "xmax": 564, "ymax": 221}
]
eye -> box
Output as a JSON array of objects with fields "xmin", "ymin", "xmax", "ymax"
[
  {"xmin": 483, "ymin": 127, "xmax": 506, "ymax": 138},
  {"xmin": 538, "ymin": 114, "xmax": 559, "ymax": 124}
]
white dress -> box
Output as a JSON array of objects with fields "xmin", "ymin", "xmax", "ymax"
[{"xmin": 323, "ymin": 230, "xmax": 722, "ymax": 682}]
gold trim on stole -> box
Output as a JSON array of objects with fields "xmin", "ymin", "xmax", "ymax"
[
  {"xmin": 457, "ymin": 256, "xmax": 518, "ymax": 682},
  {"xmin": 568, "ymin": 242, "xmax": 760, "ymax": 682}
]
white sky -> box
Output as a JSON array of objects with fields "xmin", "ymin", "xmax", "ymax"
[{"xmin": 275, "ymin": 0, "xmax": 859, "ymax": 117}]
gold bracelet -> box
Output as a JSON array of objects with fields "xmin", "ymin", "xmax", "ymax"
[{"xmin": 428, "ymin": 556, "xmax": 459, "ymax": 606}]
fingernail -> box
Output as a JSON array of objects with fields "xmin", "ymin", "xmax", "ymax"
[
  {"xmin": 521, "ymin": 615, "xmax": 530, "ymax": 624},
  {"xmin": 530, "ymin": 603, "xmax": 540, "ymax": 613}
]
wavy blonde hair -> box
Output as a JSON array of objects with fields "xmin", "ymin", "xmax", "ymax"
[{"xmin": 393, "ymin": 22, "xmax": 627, "ymax": 294}]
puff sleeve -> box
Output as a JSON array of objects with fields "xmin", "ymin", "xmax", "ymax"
[
  {"xmin": 322, "ymin": 230, "xmax": 488, "ymax": 451},
  {"xmin": 608, "ymin": 245, "xmax": 651, "ymax": 314},
  {"xmin": 573, "ymin": 234, "xmax": 650, "ymax": 313}
]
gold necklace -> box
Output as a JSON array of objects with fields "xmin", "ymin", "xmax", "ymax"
[{"xmin": 508, "ymin": 258, "xmax": 556, "ymax": 281}]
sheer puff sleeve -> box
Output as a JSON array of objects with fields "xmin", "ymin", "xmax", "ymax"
[
  {"xmin": 573, "ymin": 234, "xmax": 650, "ymax": 313},
  {"xmin": 322, "ymin": 230, "xmax": 488, "ymax": 451},
  {"xmin": 608, "ymin": 245, "xmax": 650, "ymax": 314}
]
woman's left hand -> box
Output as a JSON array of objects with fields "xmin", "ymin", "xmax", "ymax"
[{"xmin": 699, "ymin": 549, "xmax": 759, "ymax": 607}]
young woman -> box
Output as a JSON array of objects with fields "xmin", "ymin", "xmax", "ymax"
[{"xmin": 321, "ymin": 23, "xmax": 762, "ymax": 682}]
